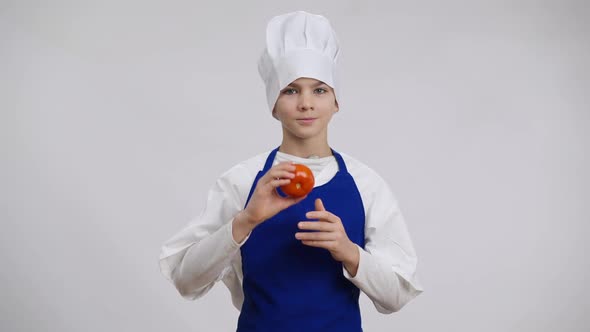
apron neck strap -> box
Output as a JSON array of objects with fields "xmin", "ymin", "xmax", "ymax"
[
  {"xmin": 262, "ymin": 147, "xmax": 280, "ymax": 172},
  {"xmin": 331, "ymin": 148, "xmax": 347, "ymax": 173}
]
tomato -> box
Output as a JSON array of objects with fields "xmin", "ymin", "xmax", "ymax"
[{"xmin": 280, "ymin": 164, "xmax": 314, "ymax": 198}]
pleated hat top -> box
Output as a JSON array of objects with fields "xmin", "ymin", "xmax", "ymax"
[{"xmin": 257, "ymin": 11, "xmax": 341, "ymax": 117}]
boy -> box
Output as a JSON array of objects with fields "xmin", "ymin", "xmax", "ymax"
[{"xmin": 159, "ymin": 11, "xmax": 423, "ymax": 332}]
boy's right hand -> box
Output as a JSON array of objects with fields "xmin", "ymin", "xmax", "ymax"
[{"xmin": 241, "ymin": 161, "xmax": 308, "ymax": 227}]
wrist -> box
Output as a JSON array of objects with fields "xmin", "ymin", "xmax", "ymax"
[
  {"xmin": 231, "ymin": 211, "xmax": 256, "ymax": 244},
  {"xmin": 238, "ymin": 209, "xmax": 259, "ymax": 228},
  {"xmin": 342, "ymin": 241, "xmax": 360, "ymax": 277}
]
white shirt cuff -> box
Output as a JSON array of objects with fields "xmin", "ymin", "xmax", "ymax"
[
  {"xmin": 228, "ymin": 217, "xmax": 252, "ymax": 247},
  {"xmin": 342, "ymin": 243, "xmax": 365, "ymax": 280}
]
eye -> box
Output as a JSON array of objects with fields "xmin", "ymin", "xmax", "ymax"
[
  {"xmin": 314, "ymin": 87, "xmax": 328, "ymax": 94},
  {"xmin": 282, "ymin": 88, "xmax": 297, "ymax": 95}
]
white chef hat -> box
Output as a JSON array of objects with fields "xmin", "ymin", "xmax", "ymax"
[{"xmin": 258, "ymin": 11, "xmax": 341, "ymax": 118}]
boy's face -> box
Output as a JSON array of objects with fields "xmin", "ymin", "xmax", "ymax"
[{"xmin": 272, "ymin": 77, "xmax": 339, "ymax": 140}]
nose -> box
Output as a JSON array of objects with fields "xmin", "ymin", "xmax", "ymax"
[{"xmin": 298, "ymin": 92, "xmax": 314, "ymax": 111}]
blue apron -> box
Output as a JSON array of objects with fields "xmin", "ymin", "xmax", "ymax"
[{"xmin": 237, "ymin": 147, "xmax": 366, "ymax": 332}]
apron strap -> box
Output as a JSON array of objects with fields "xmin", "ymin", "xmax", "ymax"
[
  {"xmin": 262, "ymin": 147, "xmax": 281, "ymax": 173},
  {"xmin": 331, "ymin": 148, "xmax": 347, "ymax": 174}
]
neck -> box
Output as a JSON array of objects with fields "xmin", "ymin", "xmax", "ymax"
[{"xmin": 278, "ymin": 131, "xmax": 332, "ymax": 158}]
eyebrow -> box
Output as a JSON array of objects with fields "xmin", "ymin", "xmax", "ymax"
[{"xmin": 285, "ymin": 81, "xmax": 328, "ymax": 88}]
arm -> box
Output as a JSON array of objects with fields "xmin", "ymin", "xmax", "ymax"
[
  {"xmin": 159, "ymin": 161, "xmax": 306, "ymax": 300},
  {"xmin": 171, "ymin": 213, "xmax": 253, "ymax": 299},
  {"xmin": 343, "ymin": 172, "xmax": 424, "ymax": 313},
  {"xmin": 159, "ymin": 166, "xmax": 253, "ymax": 300}
]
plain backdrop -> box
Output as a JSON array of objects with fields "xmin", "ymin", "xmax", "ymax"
[{"xmin": 2, "ymin": 0, "xmax": 589, "ymax": 331}]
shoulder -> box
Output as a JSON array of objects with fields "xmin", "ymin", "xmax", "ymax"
[
  {"xmin": 338, "ymin": 151, "xmax": 399, "ymax": 205},
  {"xmin": 339, "ymin": 152, "xmax": 388, "ymax": 187},
  {"xmin": 219, "ymin": 150, "xmax": 270, "ymax": 180},
  {"xmin": 213, "ymin": 150, "xmax": 272, "ymax": 202}
]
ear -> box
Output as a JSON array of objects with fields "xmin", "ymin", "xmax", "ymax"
[{"xmin": 334, "ymin": 99, "xmax": 339, "ymax": 113}]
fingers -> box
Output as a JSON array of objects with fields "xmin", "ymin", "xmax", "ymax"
[
  {"xmin": 267, "ymin": 169, "xmax": 295, "ymax": 181},
  {"xmin": 277, "ymin": 194, "xmax": 308, "ymax": 212},
  {"xmin": 262, "ymin": 162, "xmax": 296, "ymax": 184},
  {"xmin": 295, "ymin": 231, "xmax": 337, "ymax": 241},
  {"xmin": 315, "ymin": 198, "xmax": 326, "ymax": 211},
  {"xmin": 287, "ymin": 195, "xmax": 307, "ymax": 205},
  {"xmin": 297, "ymin": 221, "xmax": 334, "ymax": 232},
  {"xmin": 300, "ymin": 240, "xmax": 337, "ymax": 250},
  {"xmin": 271, "ymin": 161, "xmax": 296, "ymax": 173},
  {"xmin": 306, "ymin": 198, "xmax": 338, "ymax": 223},
  {"xmin": 305, "ymin": 210, "xmax": 339, "ymax": 223},
  {"xmin": 296, "ymin": 221, "xmax": 341, "ymax": 243},
  {"xmin": 262, "ymin": 163, "xmax": 296, "ymax": 188},
  {"xmin": 268, "ymin": 178, "xmax": 292, "ymax": 188}
]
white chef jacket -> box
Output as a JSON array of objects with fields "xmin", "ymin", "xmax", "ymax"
[{"xmin": 159, "ymin": 149, "xmax": 423, "ymax": 314}]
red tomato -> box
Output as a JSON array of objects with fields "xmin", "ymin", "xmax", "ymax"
[{"xmin": 280, "ymin": 164, "xmax": 314, "ymax": 198}]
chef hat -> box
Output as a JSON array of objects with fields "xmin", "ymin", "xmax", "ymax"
[{"xmin": 258, "ymin": 11, "xmax": 341, "ymax": 117}]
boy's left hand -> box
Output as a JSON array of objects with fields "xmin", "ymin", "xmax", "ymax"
[{"xmin": 295, "ymin": 198, "xmax": 360, "ymax": 275}]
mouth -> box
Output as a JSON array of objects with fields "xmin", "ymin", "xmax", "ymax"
[{"xmin": 296, "ymin": 118, "xmax": 317, "ymax": 125}]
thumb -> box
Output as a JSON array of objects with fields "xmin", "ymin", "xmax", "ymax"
[
  {"xmin": 315, "ymin": 198, "xmax": 326, "ymax": 211},
  {"xmin": 285, "ymin": 194, "xmax": 307, "ymax": 207}
]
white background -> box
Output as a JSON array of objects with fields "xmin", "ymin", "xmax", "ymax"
[{"xmin": 2, "ymin": 0, "xmax": 589, "ymax": 331}]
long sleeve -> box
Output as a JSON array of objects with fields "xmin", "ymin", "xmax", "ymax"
[
  {"xmin": 158, "ymin": 164, "xmax": 254, "ymax": 300},
  {"xmin": 343, "ymin": 166, "xmax": 424, "ymax": 313},
  {"xmin": 160, "ymin": 150, "xmax": 423, "ymax": 313}
]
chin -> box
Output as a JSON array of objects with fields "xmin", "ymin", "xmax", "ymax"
[
  {"xmin": 284, "ymin": 123, "xmax": 326, "ymax": 140},
  {"xmin": 292, "ymin": 130, "xmax": 323, "ymax": 140}
]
